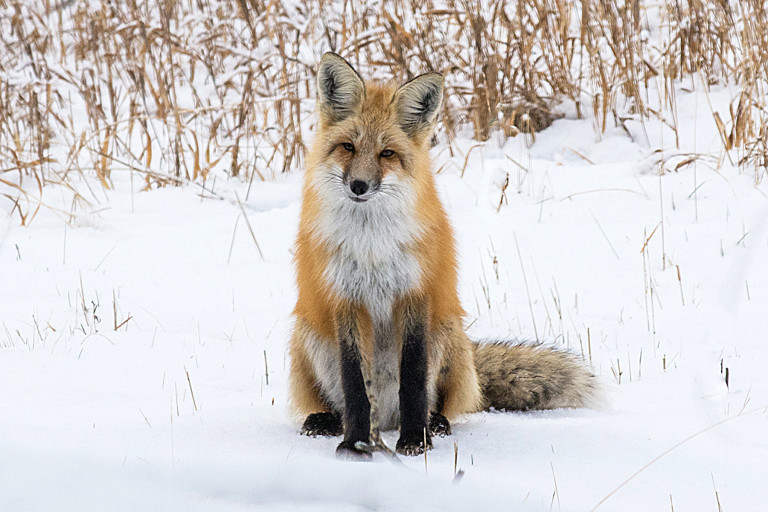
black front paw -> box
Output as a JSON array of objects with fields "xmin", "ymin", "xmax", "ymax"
[
  {"xmin": 396, "ymin": 431, "xmax": 432, "ymax": 456},
  {"xmin": 335, "ymin": 440, "xmax": 373, "ymax": 461},
  {"xmin": 301, "ymin": 412, "xmax": 343, "ymax": 437},
  {"xmin": 429, "ymin": 412, "xmax": 451, "ymax": 437}
]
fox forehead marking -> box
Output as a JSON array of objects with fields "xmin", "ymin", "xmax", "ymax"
[
  {"xmin": 377, "ymin": 132, "xmax": 394, "ymax": 148},
  {"xmin": 340, "ymin": 121, "xmax": 395, "ymax": 150},
  {"xmin": 310, "ymin": 166, "xmax": 422, "ymax": 320},
  {"xmin": 351, "ymin": 127, "xmax": 362, "ymax": 144}
]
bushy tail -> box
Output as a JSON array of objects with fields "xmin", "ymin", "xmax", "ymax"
[{"xmin": 472, "ymin": 341, "xmax": 597, "ymax": 411}]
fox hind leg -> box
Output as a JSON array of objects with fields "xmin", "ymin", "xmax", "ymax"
[
  {"xmin": 289, "ymin": 319, "xmax": 335, "ymax": 416},
  {"xmin": 301, "ymin": 412, "xmax": 343, "ymax": 437},
  {"xmin": 429, "ymin": 412, "xmax": 451, "ymax": 437}
]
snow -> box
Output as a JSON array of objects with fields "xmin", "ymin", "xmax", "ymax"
[{"xmin": 2, "ymin": 82, "xmax": 768, "ymax": 511}]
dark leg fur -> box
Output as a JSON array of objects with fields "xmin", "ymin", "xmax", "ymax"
[
  {"xmin": 336, "ymin": 310, "xmax": 372, "ymax": 460},
  {"xmin": 396, "ymin": 298, "xmax": 431, "ymax": 456},
  {"xmin": 301, "ymin": 412, "xmax": 343, "ymax": 437}
]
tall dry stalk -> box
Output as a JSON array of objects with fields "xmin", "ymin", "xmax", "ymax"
[{"xmin": 2, "ymin": 0, "xmax": 768, "ymax": 223}]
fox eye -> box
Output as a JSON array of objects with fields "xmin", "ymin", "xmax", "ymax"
[
  {"xmin": 341, "ymin": 142, "xmax": 355, "ymax": 152},
  {"xmin": 380, "ymin": 149, "xmax": 395, "ymax": 158}
]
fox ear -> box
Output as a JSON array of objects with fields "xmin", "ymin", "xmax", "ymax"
[
  {"xmin": 317, "ymin": 52, "xmax": 365, "ymax": 125},
  {"xmin": 393, "ymin": 73, "xmax": 443, "ymax": 138}
]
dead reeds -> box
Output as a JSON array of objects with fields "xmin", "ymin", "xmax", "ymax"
[{"xmin": 2, "ymin": 0, "xmax": 767, "ymax": 222}]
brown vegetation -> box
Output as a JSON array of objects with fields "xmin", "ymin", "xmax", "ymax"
[{"xmin": 1, "ymin": 0, "xmax": 767, "ymax": 223}]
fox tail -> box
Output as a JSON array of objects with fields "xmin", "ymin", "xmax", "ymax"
[{"xmin": 472, "ymin": 341, "xmax": 598, "ymax": 411}]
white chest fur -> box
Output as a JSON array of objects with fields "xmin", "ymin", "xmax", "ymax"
[
  {"xmin": 310, "ymin": 171, "xmax": 423, "ymax": 322},
  {"xmin": 305, "ymin": 169, "xmax": 425, "ymax": 429}
]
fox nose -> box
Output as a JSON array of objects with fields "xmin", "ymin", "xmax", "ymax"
[{"xmin": 349, "ymin": 180, "xmax": 368, "ymax": 196}]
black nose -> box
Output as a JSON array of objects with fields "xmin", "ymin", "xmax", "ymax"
[{"xmin": 349, "ymin": 180, "xmax": 368, "ymax": 196}]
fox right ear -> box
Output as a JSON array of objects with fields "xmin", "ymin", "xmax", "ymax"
[{"xmin": 317, "ymin": 53, "xmax": 365, "ymax": 125}]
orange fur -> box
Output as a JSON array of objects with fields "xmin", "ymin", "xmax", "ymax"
[
  {"xmin": 288, "ymin": 55, "xmax": 595, "ymax": 443},
  {"xmin": 289, "ymin": 63, "xmax": 483, "ymax": 424}
]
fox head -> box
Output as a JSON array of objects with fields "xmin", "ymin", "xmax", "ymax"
[{"xmin": 309, "ymin": 52, "xmax": 443, "ymax": 204}]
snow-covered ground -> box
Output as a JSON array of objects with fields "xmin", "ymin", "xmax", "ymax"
[{"xmin": 2, "ymin": 84, "xmax": 767, "ymax": 511}]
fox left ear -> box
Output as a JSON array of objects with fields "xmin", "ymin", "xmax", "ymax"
[{"xmin": 393, "ymin": 73, "xmax": 443, "ymax": 139}]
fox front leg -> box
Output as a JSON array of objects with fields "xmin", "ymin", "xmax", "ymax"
[
  {"xmin": 335, "ymin": 305, "xmax": 372, "ymax": 460},
  {"xmin": 396, "ymin": 296, "xmax": 431, "ymax": 456}
]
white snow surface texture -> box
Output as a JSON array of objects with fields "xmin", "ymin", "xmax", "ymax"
[{"xmin": 2, "ymin": 88, "xmax": 768, "ymax": 511}]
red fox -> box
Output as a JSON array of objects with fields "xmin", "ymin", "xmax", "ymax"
[{"xmin": 288, "ymin": 52, "xmax": 596, "ymax": 459}]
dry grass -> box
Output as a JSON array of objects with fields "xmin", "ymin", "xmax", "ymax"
[{"xmin": 2, "ymin": 0, "xmax": 767, "ymax": 223}]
